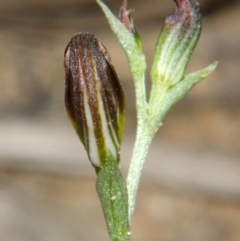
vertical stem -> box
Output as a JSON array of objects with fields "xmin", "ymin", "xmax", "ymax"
[
  {"xmin": 126, "ymin": 123, "xmax": 154, "ymax": 221},
  {"xmin": 126, "ymin": 58, "xmax": 156, "ymax": 221}
]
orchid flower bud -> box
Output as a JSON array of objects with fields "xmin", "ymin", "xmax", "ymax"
[
  {"xmin": 151, "ymin": 0, "xmax": 201, "ymax": 87},
  {"xmin": 64, "ymin": 33, "xmax": 125, "ymax": 169}
]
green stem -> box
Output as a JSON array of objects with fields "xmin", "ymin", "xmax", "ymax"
[
  {"xmin": 126, "ymin": 61, "xmax": 218, "ymax": 222},
  {"xmin": 126, "ymin": 122, "xmax": 155, "ymax": 221},
  {"xmin": 126, "ymin": 83, "xmax": 163, "ymax": 222},
  {"xmin": 126, "ymin": 48, "xmax": 152, "ymax": 222}
]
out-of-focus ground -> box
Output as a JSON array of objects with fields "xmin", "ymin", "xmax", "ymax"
[{"xmin": 0, "ymin": 0, "xmax": 240, "ymax": 240}]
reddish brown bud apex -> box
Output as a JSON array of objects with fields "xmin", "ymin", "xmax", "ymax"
[{"xmin": 119, "ymin": 0, "xmax": 135, "ymax": 34}]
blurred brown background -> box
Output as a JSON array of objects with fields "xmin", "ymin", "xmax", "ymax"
[{"xmin": 0, "ymin": 0, "xmax": 240, "ymax": 240}]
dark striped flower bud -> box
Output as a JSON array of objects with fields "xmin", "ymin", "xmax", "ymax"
[{"xmin": 64, "ymin": 33, "xmax": 125, "ymax": 169}]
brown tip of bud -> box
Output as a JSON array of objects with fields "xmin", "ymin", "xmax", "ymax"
[{"xmin": 119, "ymin": 0, "xmax": 135, "ymax": 34}]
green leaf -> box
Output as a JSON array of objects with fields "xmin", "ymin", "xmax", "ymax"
[
  {"xmin": 96, "ymin": 0, "xmax": 146, "ymax": 83},
  {"xmin": 96, "ymin": 0, "xmax": 138, "ymax": 57},
  {"xmin": 161, "ymin": 61, "xmax": 218, "ymax": 117},
  {"xmin": 96, "ymin": 156, "xmax": 130, "ymax": 241}
]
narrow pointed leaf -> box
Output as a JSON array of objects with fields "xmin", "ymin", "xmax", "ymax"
[
  {"xmin": 160, "ymin": 61, "xmax": 218, "ymax": 118},
  {"xmin": 96, "ymin": 0, "xmax": 146, "ymax": 83}
]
